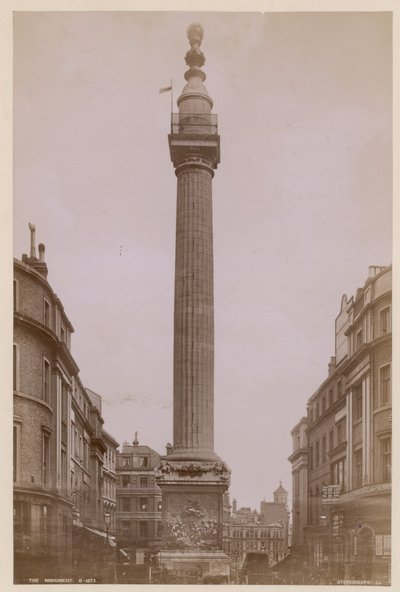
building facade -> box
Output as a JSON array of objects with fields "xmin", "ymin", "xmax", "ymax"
[
  {"xmin": 115, "ymin": 436, "xmax": 162, "ymax": 564},
  {"xmin": 259, "ymin": 482, "xmax": 290, "ymax": 553},
  {"xmin": 225, "ymin": 495, "xmax": 287, "ymax": 582},
  {"xmin": 101, "ymin": 429, "xmax": 119, "ymax": 535},
  {"xmin": 13, "ymin": 226, "xmax": 118, "ymax": 583},
  {"xmin": 289, "ymin": 266, "xmax": 392, "ymax": 585}
]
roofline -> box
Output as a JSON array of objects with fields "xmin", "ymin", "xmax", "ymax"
[
  {"xmin": 14, "ymin": 258, "xmax": 75, "ymax": 332},
  {"xmin": 102, "ymin": 428, "xmax": 120, "ymax": 447}
]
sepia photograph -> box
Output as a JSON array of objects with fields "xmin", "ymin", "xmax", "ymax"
[{"xmin": 8, "ymin": 4, "xmax": 395, "ymax": 588}]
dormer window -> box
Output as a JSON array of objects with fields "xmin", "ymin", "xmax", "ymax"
[{"xmin": 60, "ymin": 324, "xmax": 66, "ymax": 343}]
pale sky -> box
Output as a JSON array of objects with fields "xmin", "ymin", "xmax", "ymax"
[{"xmin": 13, "ymin": 11, "xmax": 392, "ymax": 509}]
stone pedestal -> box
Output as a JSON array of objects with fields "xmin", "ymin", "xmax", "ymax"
[{"xmin": 155, "ymin": 459, "xmax": 230, "ymax": 583}]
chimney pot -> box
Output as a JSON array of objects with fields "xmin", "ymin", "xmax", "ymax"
[
  {"xmin": 38, "ymin": 243, "xmax": 45, "ymax": 262},
  {"xmin": 28, "ymin": 223, "xmax": 36, "ymax": 259}
]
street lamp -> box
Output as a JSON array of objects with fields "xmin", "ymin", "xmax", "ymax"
[
  {"xmin": 104, "ymin": 512, "xmax": 111, "ymax": 542},
  {"xmin": 104, "ymin": 512, "xmax": 116, "ymax": 583}
]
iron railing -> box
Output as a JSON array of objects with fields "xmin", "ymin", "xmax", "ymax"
[{"xmin": 170, "ymin": 112, "xmax": 218, "ymax": 136}]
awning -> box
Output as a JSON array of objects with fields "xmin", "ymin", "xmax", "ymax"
[{"xmin": 83, "ymin": 526, "xmax": 116, "ymax": 547}]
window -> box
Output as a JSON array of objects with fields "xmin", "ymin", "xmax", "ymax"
[
  {"xmin": 140, "ymin": 457, "xmax": 148, "ymax": 467},
  {"xmin": 122, "ymin": 497, "xmax": 131, "ymax": 512},
  {"xmin": 60, "ymin": 324, "xmax": 65, "ymax": 343},
  {"xmin": 140, "ymin": 476, "xmax": 148, "ymax": 488},
  {"xmin": 42, "ymin": 432, "xmax": 50, "ymax": 488},
  {"xmin": 157, "ymin": 499, "xmax": 162, "ymax": 512},
  {"xmin": 337, "ymin": 420, "xmax": 345, "ymax": 444},
  {"xmin": 44, "ymin": 299, "xmax": 50, "ymax": 327},
  {"xmin": 354, "ymin": 449, "xmax": 362, "ymax": 489},
  {"xmin": 355, "ymin": 330, "xmax": 362, "ymax": 350},
  {"xmin": 139, "ymin": 521, "xmax": 148, "ymax": 537},
  {"xmin": 122, "ymin": 475, "xmax": 130, "ymax": 488},
  {"xmin": 375, "ymin": 534, "xmax": 391, "ymax": 556},
  {"xmin": 353, "ymin": 535, "xmax": 358, "ymax": 556},
  {"xmin": 329, "ymin": 429, "xmax": 334, "ymax": 451},
  {"xmin": 157, "ymin": 521, "xmax": 163, "ymax": 537},
  {"xmin": 122, "ymin": 457, "xmax": 130, "ymax": 467},
  {"xmin": 14, "ymin": 279, "xmax": 18, "ymax": 311},
  {"xmin": 332, "ymin": 512, "xmax": 344, "ymax": 537},
  {"xmin": 61, "ymin": 449, "xmax": 67, "ymax": 493},
  {"xmin": 309, "ymin": 445, "xmax": 313, "ymax": 470},
  {"xmin": 315, "ymin": 441, "xmax": 320, "ymax": 466},
  {"xmin": 353, "ymin": 385, "xmax": 363, "ymax": 421},
  {"xmin": 329, "ymin": 389, "xmax": 333, "ymax": 407},
  {"xmin": 316, "ymin": 402, "xmax": 320, "ymax": 418},
  {"xmin": 13, "ymin": 423, "xmax": 21, "ymax": 483},
  {"xmin": 380, "ymin": 365, "xmax": 391, "ymax": 406},
  {"xmin": 13, "ymin": 344, "xmax": 19, "ymax": 391},
  {"xmin": 14, "ymin": 501, "xmax": 31, "ymax": 545},
  {"xmin": 121, "ymin": 520, "xmax": 130, "ymax": 536},
  {"xmin": 337, "ymin": 380, "xmax": 342, "ymax": 397},
  {"xmin": 381, "ymin": 437, "xmax": 391, "ymax": 482},
  {"xmin": 380, "ymin": 307, "xmax": 390, "ymax": 335},
  {"xmin": 322, "ymin": 397, "xmax": 326, "ymax": 414},
  {"xmin": 61, "ymin": 382, "xmax": 68, "ymax": 422},
  {"xmin": 322, "ymin": 436, "xmax": 326, "ymax": 464},
  {"xmin": 331, "ymin": 458, "xmax": 345, "ymax": 489},
  {"xmin": 83, "ymin": 440, "xmax": 89, "ymax": 468},
  {"xmin": 43, "ymin": 359, "xmax": 50, "ymax": 402}
]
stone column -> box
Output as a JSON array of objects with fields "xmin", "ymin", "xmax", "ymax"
[
  {"xmin": 173, "ymin": 163, "xmax": 214, "ymax": 455},
  {"xmin": 156, "ymin": 24, "xmax": 230, "ymax": 583}
]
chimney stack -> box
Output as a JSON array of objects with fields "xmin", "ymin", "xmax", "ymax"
[
  {"xmin": 28, "ymin": 223, "xmax": 36, "ymax": 259},
  {"xmin": 328, "ymin": 356, "xmax": 336, "ymax": 376},
  {"xmin": 38, "ymin": 243, "xmax": 45, "ymax": 262},
  {"xmin": 24, "ymin": 224, "xmax": 48, "ymax": 278}
]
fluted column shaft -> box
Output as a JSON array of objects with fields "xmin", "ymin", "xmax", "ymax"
[{"xmin": 173, "ymin": 161, "xmax": 214, "ymax": 453}]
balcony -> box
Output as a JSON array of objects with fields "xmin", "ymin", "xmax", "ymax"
[
  {"xmin": 168, "ymin": 113, "xmax": 220, "ymax": 169},
  {"xmin": 170, "ymin": 112, "xmax": 218, "ymax": 136}
]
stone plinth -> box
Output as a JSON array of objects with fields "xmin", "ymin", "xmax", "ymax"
[{"xmin": 155, "ymin": 459, "xmax": 230, "ymax": 583}]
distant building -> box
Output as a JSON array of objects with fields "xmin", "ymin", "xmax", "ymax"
[
  {"xmin": 289, "ymin": 266, "xmax": 392, "ymax": 585},
  {"xmin": 259, "ymin": 482, "xmax": 290, "ymax": 553},
  {"xmin": 288, "ymin": 417, "xmax": 308, "ymax": 549},
  {"xmin": 13, "ymin": 225, "xmax": 118, "ymax": 583},
  {"xmin": 225, "ymin": 494, "xmax": 287, "ymax": 582},
  {"xmin": 115, "ymin": 434, "xmax": 162, "ymax": 564}
]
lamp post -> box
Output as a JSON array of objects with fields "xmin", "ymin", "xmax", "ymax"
[
  {"xmin": 104, "ymin": 512, "xmax": 115, "ymax": 583},
  {"xmin": 319, "ymin": 512, "xmax": 330, "ymax": 583}
]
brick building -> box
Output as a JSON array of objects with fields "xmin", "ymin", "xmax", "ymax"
[
  {"xmin": 225, "ymin": 496, "xmax": 287, "ymax": 582},
  {"xmin": 13, "ymin": 226, "xmax": 118, "ymax": 582},
  {"xmin": 115, "ymin": 435, "xmax": 162, "ymax": 565},
  {"xmin": 289, "ymin": 266, "xmax": 392, "ymax": 585},
  {"xmin": 259, "ymin": 482, "xmax": 290, "ymax": 553}
]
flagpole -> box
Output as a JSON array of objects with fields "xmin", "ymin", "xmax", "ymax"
[{"xmin": 170, "ymin": 78, "xmax": 173, "ymax": 115}]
